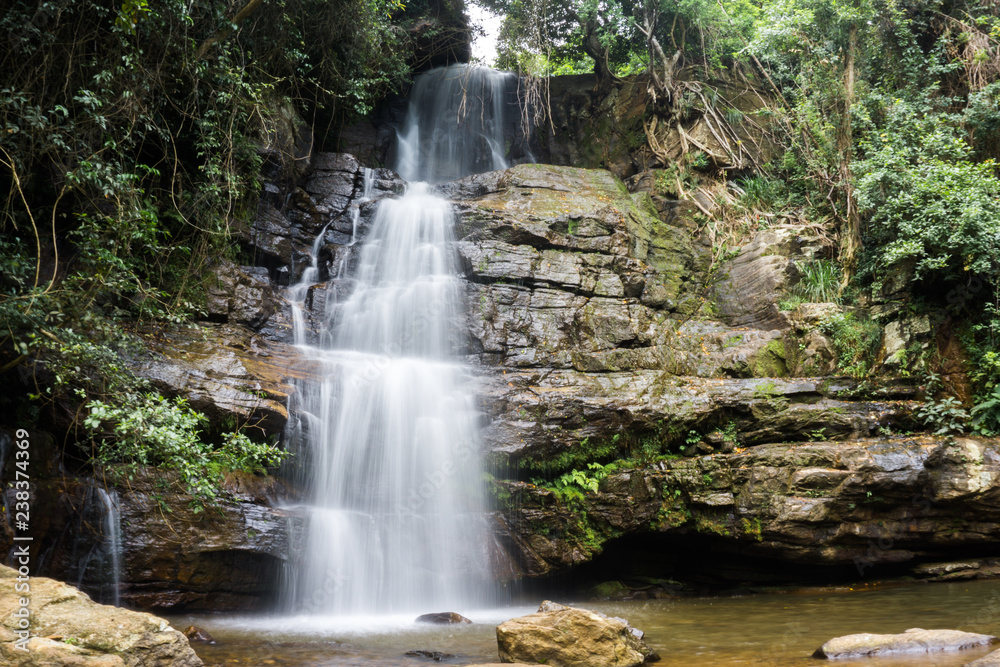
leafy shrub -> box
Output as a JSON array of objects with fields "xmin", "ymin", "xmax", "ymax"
[
  {"xmin": 856, "ymin": 99, "xmax": 1000, "ymax": 289},
  {"xmin": 971, "ymin": 387, "xmax": 1000, "ymax": 436},
  {"xmin": 84, "ymin": 393, "xmax": 288, "ymax": 511},
  {"xmin": 917, "ymin": 397, "xmax": 969, "ymax": 435},
  {"xmin": 819, "ymin": 313, "xmax": 882, "ymax": 379}
]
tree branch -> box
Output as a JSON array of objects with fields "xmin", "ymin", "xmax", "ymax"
[{"xmin": 194, "ymin": 0, "xmax": 265, "ymax": 61}]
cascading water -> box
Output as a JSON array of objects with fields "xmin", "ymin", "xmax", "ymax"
[
  {"xmin": 284, "ymin": 65, "xmax": 515, "ymax": 615},
  {"xmin": 395, "ymin": 65, "xmax": 514, "ymax": 182}
]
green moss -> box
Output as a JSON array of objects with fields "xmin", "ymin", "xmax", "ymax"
[
  {"xmin": 749, "ymin": 338, "xmax": 789, "ymax": 377},
  {"xmin": 740, "ymin": 517, "xmax": 763, "ymax": 541},
  {"xmin": 694, "ymin": 514, "xmax": 732, "ymax": 537},
  {"xmin": 723, "ymin": 334, "xmax": 744, "ymax": 349},
  {"xmin": 591, "ymin": 580, "xmax": 631, "ymax": 599}
]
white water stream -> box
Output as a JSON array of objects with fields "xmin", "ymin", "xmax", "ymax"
[
  {"xmin": 283, "ymin": 65, "xmax": 514, "ymax": 615},
  {"xmin": 98, "ymin": 488, "xmax": 123, "ymax": 608}
]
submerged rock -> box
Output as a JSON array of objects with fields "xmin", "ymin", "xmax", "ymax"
[
  {"xmin": 404, "ymin": 649, "xmax": 456, "ymax": 661},
  {"xmin": 182, "ymin": 626, "xmax": 216, "ymax": 644},
  {"xmin": 496, "ymin": 601, "xmax": 657, "ymax": 666},
  {"xmin": 415, "ymin": 611, "xmax": 472, "ymax": 625},
  {"xmin": 0, "ymin": 565, "xmax": 202, "ymax": 666},
  {"xmin": 813, "ymin": 628, "xmax": 996, "ymax": 660}
]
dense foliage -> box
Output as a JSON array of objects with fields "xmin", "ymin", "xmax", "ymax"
[{"xmin": 0, "ymin": 0, "xmax": 410, "ymax": 491}]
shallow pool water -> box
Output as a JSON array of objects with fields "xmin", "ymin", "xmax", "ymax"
[{"xmin": 170, "ymin": 578, "xmax": 1000, "ymax": 666}]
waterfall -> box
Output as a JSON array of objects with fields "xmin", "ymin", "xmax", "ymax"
[
  {"xmin": 395, "ymin": 65, "xmax": 514, "ymax": 183},
  {"xmin": 75, "ymin": 486, "xmax": 123, "ymax": 607},
  {"xmin": 283, "ymin": 64, "xmax": 514, "ymax": 615}
]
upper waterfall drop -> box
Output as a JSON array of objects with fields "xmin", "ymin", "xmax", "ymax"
[
  {"xmin": 395, "ymin": 64, "xmax": 515, "ymax": 182},
  {"xmin": 283, "ymin": 63, "xmax": 519, "ymax": 616}
]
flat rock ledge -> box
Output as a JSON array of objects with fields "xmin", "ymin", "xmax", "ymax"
[
  {"xmin": 814, "ymin": 628, "xmax": 996, "ymax": 660},
  {"xmin": 496, "ymin": 601, "xmax": 657, "ymax": 667},
  {"xmin": 0, "ymin": 565, "xmax": 202, "ymax": 667},
  {"xmin": 966, "ymin": 648, "xmax": 1000, "ymax": 665}
]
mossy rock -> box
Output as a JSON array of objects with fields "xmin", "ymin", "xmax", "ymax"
[{"xmin": 748, "ymin": 338, "xmax": 789, "ymax": 377}]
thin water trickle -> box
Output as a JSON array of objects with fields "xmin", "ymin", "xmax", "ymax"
[
  {"xmin": 282, "ymin": 65, "xmax": 514, "ymax": 615},
  {"xmin": 98, "ymin": 488, "xmax": 123, "ymax": 608},
  {"xmin": 75, "ymin": 485, "xmax": 123, "ymax": 607}
]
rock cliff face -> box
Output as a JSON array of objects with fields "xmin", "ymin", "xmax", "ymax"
[
  {"xmin": 438, "ymin": 162, "xmax": 995, "ymax": 589},
  {"xmin": 9, "ymin": 474, "xmax": 295, "ymax": 612},
  {"xmin": 115, "ymin": 474, "xmax": 295, "ymax": 611},
  {"xmin": 493, "ymin": 436, "xmax": 1000, "ymax": 583},
  {"xmin": 448, "ymin": 165, "xmax": 919, "ymax": 464},
  {"xmin": 14, "ymin": 148, "xmax": 998, "ymax": 609}
]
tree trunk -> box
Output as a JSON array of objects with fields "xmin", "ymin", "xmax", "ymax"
[
  {"xmin": 582, "ymin": 17, "xmax": 614, "ymax": 91},
  {"xmin": 838, "ymin": 22, "xmax": 860, "ymax": 288}
]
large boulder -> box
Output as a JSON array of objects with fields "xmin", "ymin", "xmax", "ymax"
[
  {"xmin": 0, "ymin": 565, "xmax": 202, "ymax": 666},
  {"xmin": 814, "ymin": 628, "xmax": 996, "ymax": 660},
  {"xmin": 205, "ymin": 261, "xmax": 277, "ymax": 330},
  {"xmin": 496, "ymin": 601, "xmax": 656, "ymax": 666}
]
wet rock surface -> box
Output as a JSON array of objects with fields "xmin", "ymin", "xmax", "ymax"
[
  {"xmin": 205, "ymin": 260, "xmax": 277, "ymax": 330},
  {"xmin": 116, "ymin": 474, "xmax": 295, "ymax": 611},
  {"xmin": 182, "ymin": 626, "xmax": 216, "ymax": 644},
  {"xmin": 129, "ymin": 323, "xmax": 315, "ymax": 436},
  {"xmin": 0, "ymin": 565, "xmax": 202, "ymax": 666},
  {"xmin": 415, "ymin": 612, "xmax": 473, "ymax": 625},
  {"xmin": 968, "ymin": 648, "xmax": 1000, "ymax": 666},
  {"xmin": 445, "ymin": 165, "xmax": 918, "ymax": 463},
  {"xmin": 814, "ymin": 628, "xmax": 997, "ymax": 659},
  {"xmin": 242, "ymin": 152, "xmax": 403, "ymax": 281},
  {"xmin": 491, "ymin": 437, "xmax": 1000, "ymax": 580},
  {"xmin": 496, "ymin": 600, "xmax": 656, "ymax": 666}
]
